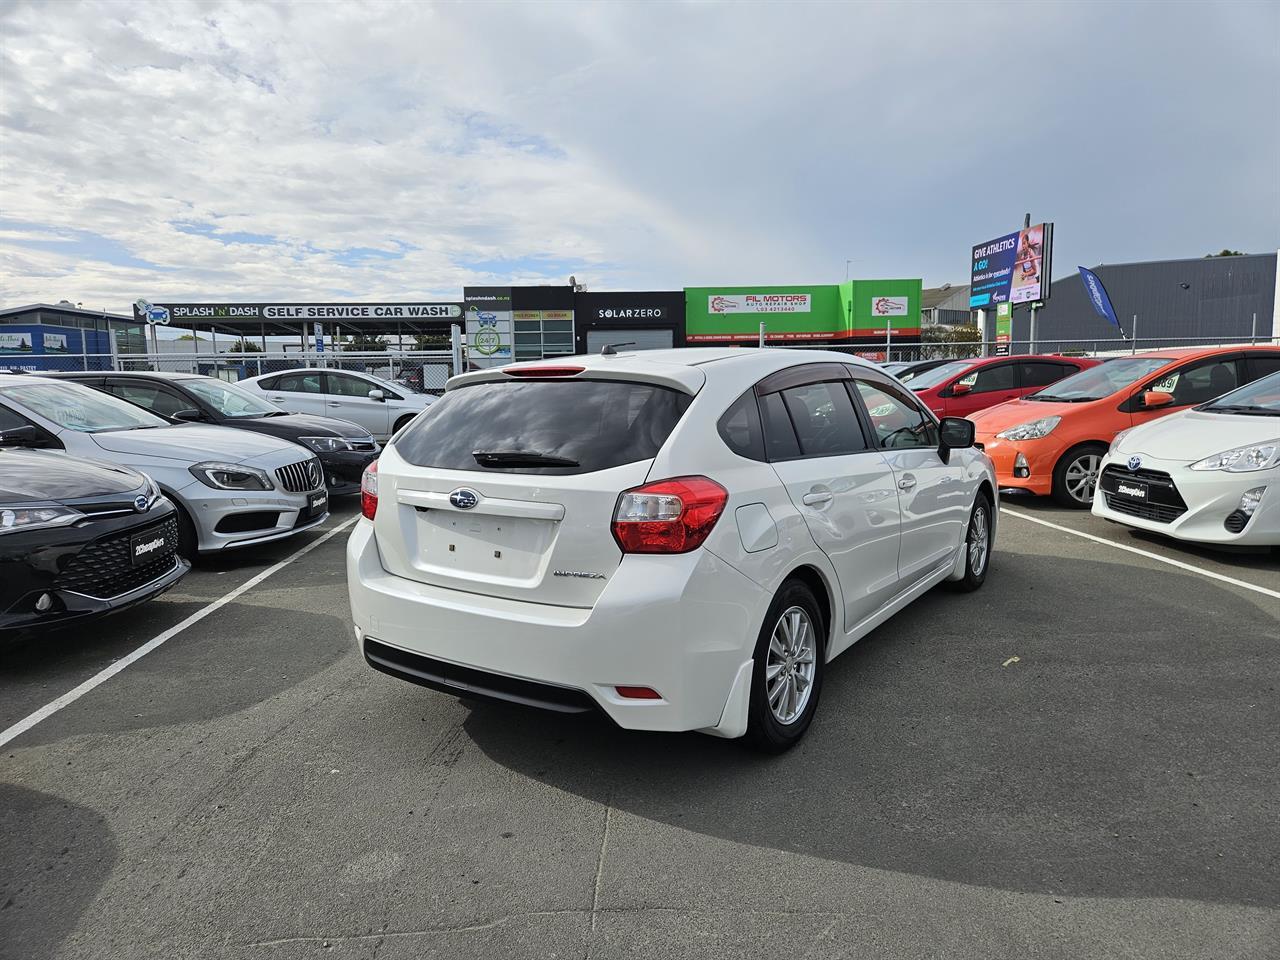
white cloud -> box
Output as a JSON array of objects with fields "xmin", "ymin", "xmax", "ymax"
[{"xmin": 0, "ymin": 0, "xmax": 1276, "ymax": 315}]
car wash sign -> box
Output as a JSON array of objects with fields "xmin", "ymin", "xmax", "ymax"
[{"xmin": 131, "ymin": 301, "xmax": 463, "ymax": 323}]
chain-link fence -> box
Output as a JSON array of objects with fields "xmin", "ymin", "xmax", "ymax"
[
  {"xmin": 777, "ymin": 334, "xmax": 1280, "ymax": 364},
  {"xmin": 1, "ymin": 350, "xmax": 460, "ymax": 393}
]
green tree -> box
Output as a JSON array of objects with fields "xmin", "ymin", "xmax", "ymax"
[
  {"xmin": 413, "ymin": 333, "xmax": 450, "ymax": 350},
  {"xmin": 1206, "ymin": 249, "xmax": 1245, "ymax": 257},
  {"xmin": 225, "ymin": 339, "xmax": 263, "ymax": 353},
  {"xmin": 343, "ymin": 334, "xmax": 387, "ymax": 352}
]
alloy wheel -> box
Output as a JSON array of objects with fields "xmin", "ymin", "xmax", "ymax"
[
  {"xmin": 968, "ymin": 505, "xmax": 990, "ymax": 576},
  {"xmin": 1064, "ymin": 454, "xmax": 1101, "ymax": 504},
  {"xmin": 766, "ymin": 606, "xmax": 817, "ymax": 725}
]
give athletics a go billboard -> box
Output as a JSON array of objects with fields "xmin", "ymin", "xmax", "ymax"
[{"xmin": 969, "ymin": 222, "xmax": 1053, "ymax": 309}]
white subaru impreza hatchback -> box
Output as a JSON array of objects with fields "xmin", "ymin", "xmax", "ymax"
[{"xmin": 347, "ymin": 348, "xmax": 998, "ymax": 750}]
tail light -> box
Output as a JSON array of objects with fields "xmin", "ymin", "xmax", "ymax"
[
  {"xmin": 612, "ymin": 476, "xmax": 727, "ymax": 554},
  {"xmin": 360, "ymin": 460, "xmax": 378, "ymax": 520}
]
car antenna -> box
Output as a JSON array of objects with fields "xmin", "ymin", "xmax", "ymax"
[{"xmin": 601, "ymin": 342, "xmax": 636, "ymax": 356}]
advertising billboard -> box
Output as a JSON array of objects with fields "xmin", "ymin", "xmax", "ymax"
[
  {"xmin": 463, "ymin": 287, "xmax": 512, "ymax": 368},
  {"xmin": 686, "ymin": 281, "xmax": 920, "ymax": 343},
  {"xmin": 0, "ymin": 332, "xmax": 33, "ymax": 353},
  {"xmin": 970, "ymin": 222, "xmax": 1053, "ymax": 308}
]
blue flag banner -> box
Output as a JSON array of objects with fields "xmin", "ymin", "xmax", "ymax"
[{"xmin": 1077, "ymin": 266, "xmax": 1121, "ymax": 330}]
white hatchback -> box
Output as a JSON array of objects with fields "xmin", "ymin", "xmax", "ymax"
[
  {"xmin": 1094, "ymin": 370, "xmax": 1280, "ymax": 546},
  {"xmin": 347, "ymin": 349, "xmax": 998, "ymax": 750}
]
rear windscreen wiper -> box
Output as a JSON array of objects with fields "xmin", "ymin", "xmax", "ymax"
[{"xmin": 472, "ymin": 450, "xmax": 580, "ymax": 468}]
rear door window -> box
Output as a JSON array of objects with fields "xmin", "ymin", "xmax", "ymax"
[
  {"xmin": 394, "ymin": 379, "xmax": 691, "ymax": 475},
  {"xmin": 1019, "ymin": 361, "xmax": 1072, "ymax": 388},
  {"xmin": 1245, "ymin": 353, "xmax": 1280, "ymax": 382},
  {"xmin": 106, "ymin": 381, "xmax": 190, "ymax": 417},
  {"xmin": 274, "ymin": 373, "xmax": 323, "ymax": 394},
  {"xmin": 779, "ymin": 382, "xmax": 868, "ymax": 457}
]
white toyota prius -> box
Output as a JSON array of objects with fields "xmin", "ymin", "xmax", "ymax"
[
  {"xmin": 347, "ymin": 348, "xmax": 998, "ymax": 751},
  {"xmin": 1094, "ymin": 370, "xmax": 1280, "ymax": 546}
]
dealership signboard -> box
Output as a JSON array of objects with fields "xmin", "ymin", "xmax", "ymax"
[
  {"xmin": 686, "ymin": 281, "xmax": 921, "ymax": 343},
  {"xmin": 969, "ymin": 222, "xmax": 1053, "ymax": 308}
]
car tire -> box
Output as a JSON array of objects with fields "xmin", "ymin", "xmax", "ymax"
[
  {"xmin": 1052, "ymin": 443, "xmax": 1108, "ymax": 509},
  {"xmin": 950, "ymin": 492, "xmax": 993, "ymax": 592},
  {"xmin": 173, "ymin": 503, "xmax": 199, "ymax": 563},
  {"xmin": 393, "ymin": 414, "xmax": 416, "ymax": 434},
  {"xmin": 745, "ymin": 580, "xmax": 826, "ymax": 754}
]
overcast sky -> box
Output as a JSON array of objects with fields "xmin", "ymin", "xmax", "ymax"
[{"xmin": 1, "ymin": 0, "xmax": 1277, "ymax": 315}]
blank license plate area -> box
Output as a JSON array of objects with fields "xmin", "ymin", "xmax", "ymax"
[{"xmin": 412, "ymin": 508, "xmax": 555, "ymax": 582}]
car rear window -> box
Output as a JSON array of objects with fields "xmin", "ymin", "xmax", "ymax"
[{"xmin": 394, "ymin": 378, "xmax": 692, "ymax": 475}]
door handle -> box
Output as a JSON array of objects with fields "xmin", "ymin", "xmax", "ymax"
[
  {"xmin": 802, "ymin": 491, "xmax": 833, "ymax": 506},
  {"xmin": 897, "ymin": 477, "xmax": 917, "ymax": 491}
]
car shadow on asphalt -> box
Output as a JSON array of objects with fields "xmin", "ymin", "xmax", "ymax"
[
  {"xmin": 1000, "ymin": 493, "xmax": 1279, "ymax": 574},
  {"xmin": 459, "ymin": 551, "xmax": 1279, "ymax": 908},
  {"xmin": 0, "ymin": 784, "xmax": 117, "ymax": 960}
]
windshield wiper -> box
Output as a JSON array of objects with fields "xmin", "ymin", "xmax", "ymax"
[
  {"xmin": 472, "ymin": 450, "xmax": 580, "ymax": 468},
  {"xmin": 1028, "ymin": 394, "xmax": 1094, "ymax": 403},
  {"xmin": 1202, "ymin": 404, "xmax": 1280, "ymax": 416}
]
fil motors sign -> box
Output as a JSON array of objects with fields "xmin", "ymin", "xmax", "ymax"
[
  {"xmin": 708, "ymin": 294, "xmax": 811, "ymax": 314},
  {"xmin": 870, "ymin": 296, "xmax": 908, "ymax": 317}
]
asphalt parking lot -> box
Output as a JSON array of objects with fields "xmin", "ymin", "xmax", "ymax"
[{"xmin": 2, "ymin": 497, "xmax": 1277, "ymax": 960}]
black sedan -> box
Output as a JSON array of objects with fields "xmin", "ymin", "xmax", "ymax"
[
  {"xmin": 48, "ymin": 372, "xmax": 379, "ymax": 495},
  {"xmin": 0, "ymin": 445, "xmax": 189, "ymax": 635}
]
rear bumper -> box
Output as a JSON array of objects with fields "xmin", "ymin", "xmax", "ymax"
[
  {"xmin": 346, "ymin": 520, "xmax": 769, "ymax": 733},
  {"xmin": 976, "ymin": 435, "xmax": 1060, "ymax": 496},
  {"xmin": 1092, "ymin": 454, "xmax": 1280, "ymax": 546}
]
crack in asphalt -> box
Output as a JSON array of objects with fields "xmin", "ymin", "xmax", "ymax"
[{"xmin": 244, "ymin": 906, "xmax": 853, "ymax": 948}]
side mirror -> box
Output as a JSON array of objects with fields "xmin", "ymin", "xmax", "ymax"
[
  {"xmin": 939, "ymin": 416, "xmax": 975, "ymax": 450},
  {"xmin": 0, "ymin": 425, "xmax": 39, "ymax": 447},
  {"xmin": 1141, "ymin": 390, "xmax": 1174, "ymax": 409},
  {"xmin": 367, "ymin": 389, "xmax": 386, "ymax": 402},
  {"xmin": 951, "ymin": 381, "xmax": 973, "ymax": 396},
  {"xmin": 172, "ymin": 408, "xmax": 205, "ymax": 422}
]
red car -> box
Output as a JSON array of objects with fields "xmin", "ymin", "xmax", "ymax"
[{"xmin": 905, "ymin": 354, "xmax": 1102, "ymax": 419}]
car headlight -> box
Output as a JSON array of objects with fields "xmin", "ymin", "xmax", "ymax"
[
  {"xmin": 996, "ymin": 416, "xmax": 1061, "ymax": 441},
  {"xmin": 1109, "ymin": 427, "xmax": 1134, "ymax": 452},
  {"xmin": 0, "ymin": 504, "xmax": 84, "ymax": 534},
  {"xmin": 298, "ymin": 436, "xmax": 354, "ymax": 453},
  {"xmin": 1189, "ymin": 440, "xmax": 1280, "ymax": 473},
  {"xmin": 188, "ymin": 461, "xmax": 274, "ymax": 490}
]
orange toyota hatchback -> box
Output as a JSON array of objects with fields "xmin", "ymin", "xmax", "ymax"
[{"xmin": 969, "ymin": 346, "xmax": 1280, "ymax": 507}]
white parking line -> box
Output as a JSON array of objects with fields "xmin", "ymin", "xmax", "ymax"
[
  {"xmin": 1002, "ymin": 508, "xmax": 1280, "ymax": 601},
  {"xmin": 0, "ymin": 517, "xmax": 359, "ymax": 750}
]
